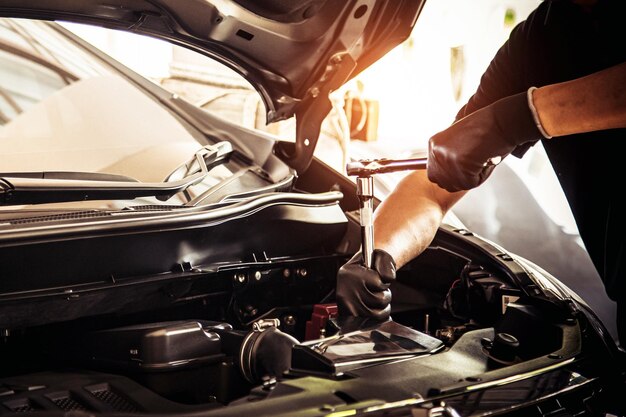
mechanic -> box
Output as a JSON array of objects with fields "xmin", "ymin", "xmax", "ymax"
[{"xmin": 336, "ymin": 0, "xmax": 626, "ymax": 344}]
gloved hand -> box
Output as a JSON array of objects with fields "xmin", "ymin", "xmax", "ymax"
[
  {"xmin": 427, "ymin": 91, "xmax": 546, "ymax": 192},
  {"xmin": 336, "ymin": 249, "xmax": 396, "ymax": 320}
]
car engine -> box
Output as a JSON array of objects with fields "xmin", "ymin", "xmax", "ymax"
[{"xmin": 0, "ymin": 217, "xmax": 585, "ymax": 415}]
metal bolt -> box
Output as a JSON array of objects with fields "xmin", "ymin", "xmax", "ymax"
[
  {"xmin": 331, "ymin": 54, "xmax": 343, "ymax": 64},
  {"xmin": 283, "ymin": 268, "xmax": 291, "ymax": 278},
  {"xmin": 236, "ymin": 273, "xmax": 246, "ymax": 283},
  {"xmin": 254, "ymin": 271, "xmax": 262, "ymax": 281},
  {"xmin": 262, "ymin": 376, "xmax": 277, "ymax": 391},
  {"xmin": 298, "ymin": 268, "xmax": 308, "ymax": 277},
  {"xmin": 437, "ymin": 328, "xmax": 453, "ymax": 343},
  {"xmin": 283, "ymin": 315, "xmax": 296, "ymax": 326}
]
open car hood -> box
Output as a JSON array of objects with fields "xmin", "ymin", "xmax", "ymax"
[{"xmin": 0, "ymin": 0, "xmax": 424, "ymax": 172}]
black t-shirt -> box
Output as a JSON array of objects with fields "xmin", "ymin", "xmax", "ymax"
[{"xmin": 457, "ymin": 0, "xmax": 626, "ymax": 302}]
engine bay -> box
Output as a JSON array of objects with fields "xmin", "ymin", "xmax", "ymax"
[{"xmin": 0, "ymin": 225, "xmax": 583, "ymax": 415}]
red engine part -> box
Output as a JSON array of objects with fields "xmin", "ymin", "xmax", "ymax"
[{"xmin": 305, "ymin": 304, "xmax": 338, "ymax": 341}]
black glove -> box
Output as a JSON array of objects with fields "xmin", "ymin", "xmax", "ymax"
[
  {"xmin": 336, "ymin": 249, "xmax": 396, "ymax": 320},
  {"xmin": 427, "ymin": 91, "xmax": 544, "ymax": 192}
]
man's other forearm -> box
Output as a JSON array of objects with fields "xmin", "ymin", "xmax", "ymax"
[
  {"xmin": 373, "ymin": 170, "xmax": 465, "ymax": 269},
  {"xmin": 534, "ymin": 61, "xmax": 626, "ymax": 137}
]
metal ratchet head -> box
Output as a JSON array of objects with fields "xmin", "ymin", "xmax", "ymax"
[
  {"xmin": 346, "ymin": 156, "xmax": 428, "ymax": 268},
  {"xmin": 346, "ymin": 156, "xmax": 428, "ymax": 177}
]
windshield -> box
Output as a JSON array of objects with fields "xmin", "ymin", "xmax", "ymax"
[{"xmin": 0, "ymin": 18, "xmax": 242, "ymax": 209}]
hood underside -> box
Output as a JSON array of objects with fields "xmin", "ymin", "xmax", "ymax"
[
  {"xmin": 0, "ymin": 0, "xmax": 423, "ymax": 123},
  {"xmin": 0, "ymin": 0, "xmax": 424, "ymax": 173}
]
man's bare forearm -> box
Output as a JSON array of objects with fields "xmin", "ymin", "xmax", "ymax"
[
  {"xmin": 372, "ymin": 63, "xmax": 626, "ymax": 268},
  {"xmin": 373, "ymin": 170, "xmax": 465, "ymax": 269},
  {"xmin": 534, "ymin": 61, "xmax": 626, "ymax": 137}
]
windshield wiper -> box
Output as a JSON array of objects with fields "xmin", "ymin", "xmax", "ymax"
[
  {"xmin": 0, "ymin": 142, "xmax": 233, "ymax": 206},
  {"xmin": 0, "ymin": 172, "xmax": 141, "ymax": 182}
]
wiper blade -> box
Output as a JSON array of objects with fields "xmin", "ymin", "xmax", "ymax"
[
  {"xmin": 0, "ymin": 171, "xmax": 140, "ymax": 182},
  {"xmin": 0, "ymin": 142, "xmax": 233, "ymax": 206}
]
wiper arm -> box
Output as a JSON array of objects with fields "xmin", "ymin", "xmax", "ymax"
[
  {"xmin": 0, "ymin": 142, "xmax": 233, "ymax": 206},
  {"xmin": 0, "ymin": 171, "xmax": 140, "ymax": 182}
]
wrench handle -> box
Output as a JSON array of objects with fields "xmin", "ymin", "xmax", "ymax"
[{"xmin": 357, "ymin": 177, "xmax": 375, "ymax": 268}]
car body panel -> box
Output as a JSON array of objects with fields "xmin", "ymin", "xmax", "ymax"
[
  {"xmin": 0, "ymin": 0, "xmax": 423, "ymax": 122},
  {"xmin": 0, "ymin": 0, "xmax": 423, "ymax": 173}
]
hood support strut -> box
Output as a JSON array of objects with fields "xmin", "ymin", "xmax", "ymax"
[{"xmin": 276, "ymin": 53, "xmax": 356, "ymax": 174}]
